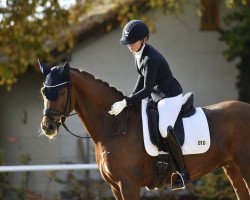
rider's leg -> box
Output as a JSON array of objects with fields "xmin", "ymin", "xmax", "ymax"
[
  {"xmin": 158, "ymin": 94, "xmax": 189, "ymax": 189},
  {"xmin": 158, "ymin": 94, "xmax": 183, "ymax": 138},
  {"xmin": 166, "ymin": 126, "xmax": 189, "ymax": 189}
]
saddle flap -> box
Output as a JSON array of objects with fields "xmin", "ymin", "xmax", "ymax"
[{"xmin": 141, "ymin": 100, "xmax": 211, "ymax": 157}]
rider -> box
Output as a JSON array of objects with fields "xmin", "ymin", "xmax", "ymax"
[{"xmin": 108, "ymin": 20, "xmax": 189, "ymax": 189}]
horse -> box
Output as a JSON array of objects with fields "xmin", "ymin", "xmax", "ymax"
[{"xmin": 39, "ymin": 62, "xmax": 250, "ymax": 200}]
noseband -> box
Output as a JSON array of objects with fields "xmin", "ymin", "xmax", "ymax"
[{"xmin": 43, "ymin": 82, "xmax": 91, "ymax": 139}]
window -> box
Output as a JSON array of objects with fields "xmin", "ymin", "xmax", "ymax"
[{"xmin": 200, "ymin": 0, "xmax": 220, "ymax": 30}]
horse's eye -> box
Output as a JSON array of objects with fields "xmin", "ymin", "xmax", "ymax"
[{"xmin": 60, "ymin": 90, "xmax": 65, "ymax": 96}]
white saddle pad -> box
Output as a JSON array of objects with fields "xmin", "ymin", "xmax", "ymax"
[{"xmin": 141, "ymin": 99, "xmax": 211, "ymax": 156}]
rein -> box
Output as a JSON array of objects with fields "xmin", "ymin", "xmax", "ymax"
[{"xmin": 43, "ymin": 82, "xmax": 129, "ymax": 139}]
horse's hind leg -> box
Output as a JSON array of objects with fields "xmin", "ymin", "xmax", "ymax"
[
  {"xmin": 237, "ymin": 160, "xmax": 250, "ymax": 194},
  {"xmin": 241, "ymin": 171, "xmax": 250, "ymax": 193},
  {"xmin": 223, "ymin": 162, "xmax": 250, "ymax": 200}
]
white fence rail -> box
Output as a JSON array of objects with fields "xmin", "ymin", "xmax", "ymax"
[{"xmin": 0, "ymin": 164, "xmax": 98, "ymax": 172}]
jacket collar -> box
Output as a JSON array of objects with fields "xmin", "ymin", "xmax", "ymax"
[
  {"xmin": 133, "ymin": 44, "xmax": 145, "ymax": 59},
  {"xmin": 135, "ymin": 44, "xmax": 149, "ymax": 73}
]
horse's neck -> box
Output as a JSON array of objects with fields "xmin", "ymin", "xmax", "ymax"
[{"xmin": 71, "ymin": 70, "xmax": 122, "ymax": 143}]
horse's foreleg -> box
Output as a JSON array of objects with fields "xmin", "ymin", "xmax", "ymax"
[
  {"xmin": 223, "ymin": 163, "xmax": 250, "ymax": 200},
  {"xmin": 99, "ymin": 167, "xmax": 123, "ymax": 200},
  {"xmin": 111, "ymin": 185, "xmax": 123, "ymax": 200},
  {"xmin": 118, "ymin": 180, "xmax": 140, "ymax": 200}
]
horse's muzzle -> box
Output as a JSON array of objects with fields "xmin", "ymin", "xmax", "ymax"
[{"xmin": 41, "ymin": 117, "xmax": 58, "ymax": 139}]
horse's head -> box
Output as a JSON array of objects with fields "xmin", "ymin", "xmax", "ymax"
[{"xmin": 39, "ymin": 60, "xmax": 76, "ymax": 139}]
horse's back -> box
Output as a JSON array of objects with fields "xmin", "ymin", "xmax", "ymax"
[
  {"xmin": 203, "ymin": 100, "xmax": 250, "ymax": 160},
  {"xmin": 204, "ymin": 100, "xmax": 250, "ymax": 129},
  {"xmin": 204, "ymin": 100, "xmax": 250, "ymax": 111}
]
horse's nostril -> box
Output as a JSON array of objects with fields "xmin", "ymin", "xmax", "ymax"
[
  {"xmin": 41, "ymin": 123, "xmax": 47, "ymax": 131},
  {"xmin": 41, "ymin": 122, "xmax": 53, "ymax": 131},
  {"xmin": 48, "ymin": 124, "xmax": 54, "ymax": 130}
]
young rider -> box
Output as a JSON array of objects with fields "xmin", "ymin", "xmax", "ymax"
[{"xmin": 108, "ymin": 20, "xmax": 189, "ymax": 189}]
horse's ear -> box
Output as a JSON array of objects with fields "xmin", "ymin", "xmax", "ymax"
[
  {"xmin": 62, "ymin": 62, "xmax": 70, "ymax": 76},
  {"xmin": 38, "ymin": 59, "xmax": 51, "ymax": 76}
]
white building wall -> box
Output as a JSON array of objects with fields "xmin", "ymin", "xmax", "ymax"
[{"xmin": 0, "ymin": 73, "xmax": 63, "ymax": 194}]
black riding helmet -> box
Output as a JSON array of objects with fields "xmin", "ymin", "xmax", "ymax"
[{"xmin": 120, "ymin": 20, "xmax": 150, "ymax": 45}]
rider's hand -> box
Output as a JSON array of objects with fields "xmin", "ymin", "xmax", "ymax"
[{"xmin": 108, "ymin": 99, "xmax": 127, "ymax": 116}]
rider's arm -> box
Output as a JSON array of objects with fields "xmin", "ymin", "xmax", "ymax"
[{"xmin": 126, "ymin": 57, "xmax": 158, "ymax": 106}]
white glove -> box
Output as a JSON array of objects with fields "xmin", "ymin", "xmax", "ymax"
[{"xmin": 108, "ymin": 99, "xmax": 127, "ymax": 116}]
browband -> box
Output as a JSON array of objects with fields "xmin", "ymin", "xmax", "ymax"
[{"xmin": 43, "ymin": 81, "xmax": 71, "ymax": 88}]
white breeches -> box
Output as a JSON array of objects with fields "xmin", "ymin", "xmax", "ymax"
[{"xmin": 158, "ymin": 94, "xmax": 183, "ymax": 138}]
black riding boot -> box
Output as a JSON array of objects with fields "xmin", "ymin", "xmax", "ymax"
[{"xmin": 166, "ymin": 126, "xmax": 189, "ymax": 190}]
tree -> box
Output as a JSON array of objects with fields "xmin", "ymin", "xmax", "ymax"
[
  {"xmin": 0, "ymin": 0, "xmax": 92, "ymax": 90},
  {"xmin": 219, "ymin": 0, "xmax": 250, "ymax": 102}
]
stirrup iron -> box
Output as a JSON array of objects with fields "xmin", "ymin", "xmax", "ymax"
[{"xmin": 171, "ymin": 171, "xmax": 186, "ymax": 191}]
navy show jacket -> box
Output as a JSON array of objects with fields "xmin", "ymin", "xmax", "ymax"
[{"xmin": 126, "ymin": 44, "xmax": 183, "ymax": 106}]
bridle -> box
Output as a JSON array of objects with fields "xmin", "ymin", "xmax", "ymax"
[{"xmin": 43, "ymin": 81, "xmax": 91, "ymax": 139}]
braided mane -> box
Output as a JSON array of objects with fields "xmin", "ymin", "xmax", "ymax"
[{"xmin": 71, "ymin": 68, "xmax": 124, "ymax": 97}]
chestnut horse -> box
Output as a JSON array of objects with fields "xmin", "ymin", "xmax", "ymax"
[{"xmin": 39, "ymin": 63, "xmax": 250, "ymax": 200}]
